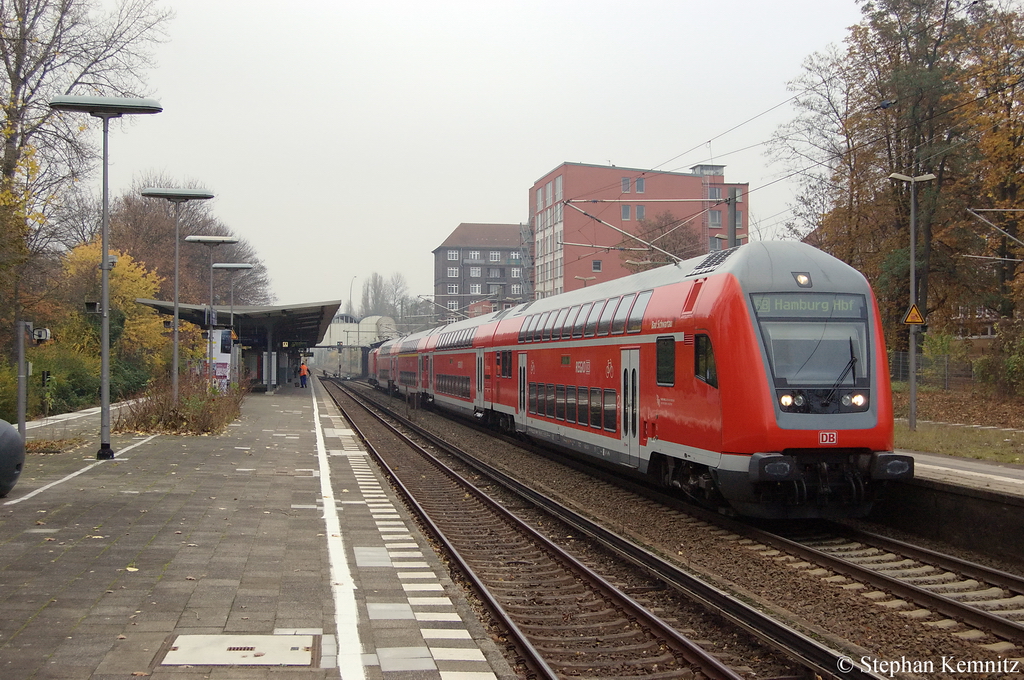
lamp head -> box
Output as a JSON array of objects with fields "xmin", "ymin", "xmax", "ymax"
[{"xmin": 49, "ymin": 95, "xmax": 162, "ymax": 116}]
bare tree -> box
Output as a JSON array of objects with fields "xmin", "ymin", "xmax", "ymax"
[
  {"xmin": 112, "ymin": 174, "xmax": 274, "ymax": 307},
  {"xmin": 0, "ymin": 0, "xmax": 171, "ymax": 356}
]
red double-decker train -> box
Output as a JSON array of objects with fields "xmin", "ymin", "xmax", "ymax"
[{"xmin": 369, "ymin": 241, "xmax": 912, "ymax": 519}]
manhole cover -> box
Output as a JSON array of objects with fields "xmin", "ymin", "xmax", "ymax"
[{"xmin": 162, "ymin": 634, "xmax": 314, "ymax": 666}]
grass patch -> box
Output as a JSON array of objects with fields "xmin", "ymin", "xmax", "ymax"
[
  {"xmin": 115, "ymin": 372, "xmax": 250, "ymax": 435},
  {"xmin": 895, "ymin": 421, "xmax": 1024, "ymax": 463}
]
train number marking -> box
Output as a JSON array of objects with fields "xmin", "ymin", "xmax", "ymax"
[{"xmin": 818, "ymin": 431, "xmax": 838, "ymax": 445}]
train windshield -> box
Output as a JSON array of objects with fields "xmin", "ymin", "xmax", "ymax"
[{"xmin": 751, "ymin": 293, "xmax": 869, "ymax": 387}]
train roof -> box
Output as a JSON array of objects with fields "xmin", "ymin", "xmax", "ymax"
[
  {"xmin": 497, "ymin": 240, "xmax": 865, "ymax": 321},
  {"xmin": 373, "ymin": 241, "xmax": 866, "ymax": 352}
]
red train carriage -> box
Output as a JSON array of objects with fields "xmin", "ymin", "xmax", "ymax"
[{"xmin": 371, "ymin": 241, "xmax": 912, "ymax": 519}]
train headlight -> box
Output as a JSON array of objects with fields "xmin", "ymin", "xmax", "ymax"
[
  {"xmin": 839, "ymin": 390, "xmax": 869, "ymax": 412},
  {"xmin": 778, "ymin": 392, "xmax": 806, "ymax": 412}
]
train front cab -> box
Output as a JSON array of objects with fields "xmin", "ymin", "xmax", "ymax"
[{"xmin": 709, "ymin": 269, "xmax": 912, "ymax": 519}]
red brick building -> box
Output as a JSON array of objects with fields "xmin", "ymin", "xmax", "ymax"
[{"xmin": 528, "ymin": 162, "xmax": 749, "ymax": 297}]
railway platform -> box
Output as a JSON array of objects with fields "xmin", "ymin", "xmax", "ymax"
[{"xmin": 0, "ymin": 378, "xmax": 515, "ymax": 680}]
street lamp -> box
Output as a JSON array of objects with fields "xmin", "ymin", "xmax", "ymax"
[
  {"xmin": 49, "ymin": 95, "xmax": 162, "ymax": 460},
  {"xmin": 888, "ymin": 171, "xmax": 936, "ymax": 431},
  {"xmin": 185, "ymin": 235, "xmax": 239, "ymax": 385},
  {"xmin": 213, "ymin": 263, "xmax": 253, "ymax": 386},
  {"xmin": 574, "ymin": 275, "xmax": 596, "ymax": 287},
  {"xmin": 140, "ymin": 187, "xmax": 214, "ymax": 404}
]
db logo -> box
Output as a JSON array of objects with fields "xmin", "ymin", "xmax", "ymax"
[{"xmin": 818, "ymin": 431, "xmax": 838, "ymax": 445}]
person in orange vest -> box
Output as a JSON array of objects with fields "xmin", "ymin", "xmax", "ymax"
[{"xmin": 299, "ymin": 361, "xmax": 310, "ymax": 388}]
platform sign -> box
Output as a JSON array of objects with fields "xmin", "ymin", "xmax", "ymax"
[{"xmin": 903, "ymin": 304, "xmax": 925, "ymax": 325}]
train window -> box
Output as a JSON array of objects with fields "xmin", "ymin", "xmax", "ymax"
[
  {"xmin": 542, "ymin": 310, "xmax": 560, "ymax": 341},
  {"xmin": 656, "ymin": 337, "xmax": 675, "ymax": 386},
  {"xmin": 603, "ymin": 389, "xmax": 617, "ymax": 432},
  {"xmin": 610, "ymin": 293, "xmax": 637, "ymax": 334},
  {"xmin": 683, "ymin": 280, "xmax": 704, "ymax": 314},
  {"xmin": 566, "ymin": 386, "xmax": 577, "ymax": 423},
  {"xmin": 552, "ymin": 307, "xmax": 571, "ymax": 340},
  {"xmin": 627, "ymin": 291, "xmax": 653, "ymax": 333},
  {"xmin": 527, "ymin": 314, "xmax": 542, "ymax": 342},
  {"xmin": 546, "ymin": 384, "xmax": 556, "ymax": 418},
  {"xmin": 533, "ymin": 312, "xmax": 550, "ymax": 342},
  {"xmin": 695, "ymin": 334, "xmax": 718, "ymax": 388},
  {"xmin": 504, "ymin": 350, "xmax": 513, "ymax": 378},
  {"xmin": 565, "ymin": 307, "xmax": 581, "ymax": 337},
  {"xmin": 556, "ymin": 385, "xmax": 566, "ymax": 420},
  {"xmin": 573, "ymin": 302, "xmax": 592, "ymax": 338},
  {"xmin": 519, "ymin": 316, "xmax": 532, "ymax": 343},
  {"xmin": 597, "ymin": 297, "xmax": 619, "ymax": 335},
  {"xmin": 529, "ymin": 383, "xmax": 538, "ymax": 414},
  {"xmin": 577, "ymin": 387, "xmax": 589, "ymax": 424},
  {"xmin": 584, "ymin": 301, "xmax": 605, "ymax": 337},
  {"xmin": 590, "ymin": 388, "xmax": 603, "ymax": 428}
]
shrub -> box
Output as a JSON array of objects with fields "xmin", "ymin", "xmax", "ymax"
[{"xmin": 115, "ymin": 371, "xmax": 250, "ymax": 435}]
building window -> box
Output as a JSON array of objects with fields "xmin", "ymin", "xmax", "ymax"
[
  {"xmin": 709, "ymin": 210, "xmax": 722, "ymax": 228},
  {"xmin": 635, "ymin": 177, "xmax": 645, "ymax": 193},
  {"xmin": 447, "ymin": 284, "xmax": 459, "ymax": 295},
  {"xmin": 710, "ymin": 237, "xmax": 722, "ymax": 252},
  {"xmin": 511, "ymin": 267, "xmax": 521, "ymax": 278},
  {"xmin": 470, "ymin": 283, "xmax": 482, "ymax": 294},
  {"xmin": 511, "ymin": 284, "xmax": 522, "ymax": 295},
  {"xmin": 511, "ymin": 251, "xmax": 521, "ymax": 261},
  {"xmin": 447, "ymin": 267, "xmax": 458, "ymax": 278},
  {"xmin": 621, "ymin": 177, "xmax": 630, "ymax": 193},
  {"xmin": 735, "ymin": 211, "xmax": 743, "ymax": 230},
  {"xmin": 447, "ymin": 250, "xmax": 459, "ymax": 261},
  {"xmin": 488, "ymin": 267, "xmax": 502, "ymax": 278},
  {"xmin": 469, "ymin": 250, "xmax": 480, "ymax": 260},
  {"xmin": 446, "ymin": 300, "xmax": 459, "ymax": 311},
  {"xmin": 708, "ymin": 186, "xmax": 722, "ymax": 200},
  {"xmin": 636, "ymin": 205, "xmax": 645, "ymax": 221},
  {"xmin": 489, "ymin": 251, "xmax": 501, "ymax": 262},
  {"xmin": 592, "ymin": 260, "xmax": 602, "ymax": 273},
  {"xmin": 470, "ymin": 267, "xmax": 481, "ymax": 277},
  {"xmin": 621, "ymin": 204, "xmax": 631, "ymax": 220},
  {"xmin": 489, "ymin": 284, "xmax": 503, "ymax": 295}
]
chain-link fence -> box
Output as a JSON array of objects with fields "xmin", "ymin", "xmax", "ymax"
[{"xmin": 889, "ymin": 351, "xmax": 976, "ymax": 389}]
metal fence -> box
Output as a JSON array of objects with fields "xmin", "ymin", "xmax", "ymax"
[{"xmin": 889, "ymin": 351, "xmax": 976, "ymax": 390}]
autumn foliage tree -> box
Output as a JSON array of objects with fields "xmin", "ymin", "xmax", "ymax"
[{"xmin": 771, "ymin": 0, "xmax": 1024, "ymax": 354}]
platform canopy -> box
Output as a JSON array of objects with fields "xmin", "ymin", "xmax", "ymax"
[{"xmin": 136, "ymin": 299, "xmax": 341, "ymax": 351}]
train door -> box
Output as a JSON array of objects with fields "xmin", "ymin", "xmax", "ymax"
[
  {"xmin": 516, "ymin": 352, "xmax": 528, "ymax": 432},
  {"xmin": 621, "ymin": 348, "xmax": 640, "ymax": 467},
  {"xmin": 475, "ymin": 349, "xmax": 485, "ymax": 409}
]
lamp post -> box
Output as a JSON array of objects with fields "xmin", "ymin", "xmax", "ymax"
[
  {"xmin": 888, "ymin": 171, "xmax": 936, "ymax": 431},
  {"xmin": 49, "ymin": 95, "xmax": 162, "ymax": 460},
  {"xmin": 140, "ymin": 187, "xmax": 214, "ymax": 404},
  {"xmin": 213, "ymin": 263, "xmax": 253, "ymax": 387},
  {"xmin": 185, "ymin": 235, "xmax": 239, "ymax": 385},
  {"xmin": 574, "ymin": 275, "xmax": 596, "ymax": 287}
]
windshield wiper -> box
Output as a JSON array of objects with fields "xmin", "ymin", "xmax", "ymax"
[{"xmin": 823, "ymin": 338, "xmax": 857, "ymax": 407}]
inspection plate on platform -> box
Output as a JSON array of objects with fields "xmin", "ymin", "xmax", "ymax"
[{"xmin": 162, "ymin": 634, "xmax": 314, "ymax": 666}]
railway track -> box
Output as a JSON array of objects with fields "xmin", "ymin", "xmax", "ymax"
[
  {"xmin": 324, "ymin": 380, "xmax": 886, "ymax": 679},
  {"xmin": 774, "ymin": 524, "xmax": 1024, "ymax": 650}
]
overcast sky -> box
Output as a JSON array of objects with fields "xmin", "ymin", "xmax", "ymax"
[{"xmin": 103, "ymin": 0, "xmax": 865, "ymax": 307}]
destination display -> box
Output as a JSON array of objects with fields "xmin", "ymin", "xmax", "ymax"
[{"xmin": 751, "ymin": 293, "xmax": 866, "ymax": 319}]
